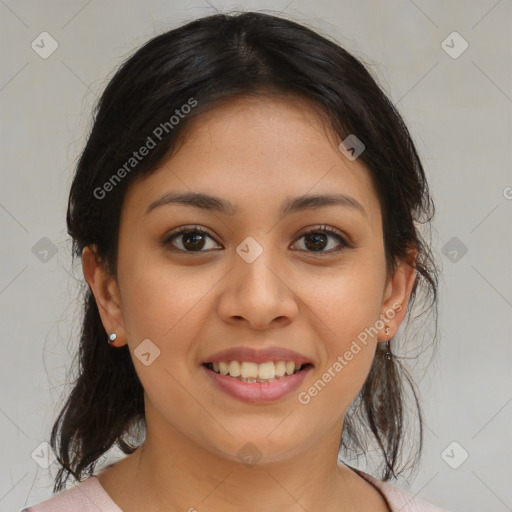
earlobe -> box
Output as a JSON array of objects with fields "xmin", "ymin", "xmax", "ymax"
[{"xmin": 81, "ymin": 245, "xmax": 126, "ymax": 346}]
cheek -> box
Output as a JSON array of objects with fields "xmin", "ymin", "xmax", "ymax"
[
  {"xmin": 299, "ymin": 331, "xmax": 377, "ymax": 426},
  {"xmin": 118, "ymin": 245, "xmax": 216, "ymax": 341},
  {"xmin": 302, "ymin": 257, "xmax": 384, "ymax": 400},
  {"xmin": 305, "ymin": 259, "xmax": 386, "ymax": 341},
  {"xmin": 117, "ymin": 253, "xmax": 213, "ymax": 407}
]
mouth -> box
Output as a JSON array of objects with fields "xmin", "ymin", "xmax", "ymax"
[
  {"xmin": 202, "ymin": 361, "xmax": 313, "ymax": 383},
  {"xmin": 200, "ymin": 346, "xmax": 314, "ymax": 403}
]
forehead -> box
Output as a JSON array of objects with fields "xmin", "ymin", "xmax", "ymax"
[{"xmin": 122, "ymin": 95, "xmax": 382, "ymax": 230}]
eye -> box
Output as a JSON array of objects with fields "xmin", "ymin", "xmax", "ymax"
[
  {"xmin": 292, "ymin": 225, "xmax": 350, "ymax": 254},
  {"xmin": 162, "ymin": 225, "xmax": 221, "ymax": 253},
  {"xmin": 162, "ymin": 224, "xmax": 351, "ymax": 254}
]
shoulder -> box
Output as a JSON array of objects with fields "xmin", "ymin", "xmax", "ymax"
[
  {"xmin": 354, "ymin": 468, "xmax": 453, "ymax": 512},
  {"xmin": 19, "ymin": 476, "xmax": 123, "ymax": 512}
]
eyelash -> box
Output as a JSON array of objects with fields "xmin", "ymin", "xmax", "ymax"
[{"xmin": 162, "ymin": 224, "xmax": 351, "ymax": 255}]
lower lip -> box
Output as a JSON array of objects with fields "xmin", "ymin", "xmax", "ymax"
[{"xmin": 201, "ymin": 365, "xmax": 312, "ymax": 404}]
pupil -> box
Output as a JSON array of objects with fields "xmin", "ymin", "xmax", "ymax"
[
  {"xmin": 184, "ymin": 232, "xmax": 205, "ymax": 250},
  {"xmin": 305, "ymin": 233, "xmax": 326, "ymax": 251}
]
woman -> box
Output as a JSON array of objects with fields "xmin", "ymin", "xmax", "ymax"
[{"xmin": 21, "ymin": 11, "xmax": 450, "ymax": 512}]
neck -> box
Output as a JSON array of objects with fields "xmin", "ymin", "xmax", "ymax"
[{"xmin": 112, "ymin": 417, "xmax": 359, "ymax": 511}]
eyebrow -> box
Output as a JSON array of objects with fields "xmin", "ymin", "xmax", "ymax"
[{"xmin": 145, "ymin": 191, "xmax": 367, "ymax": 219}]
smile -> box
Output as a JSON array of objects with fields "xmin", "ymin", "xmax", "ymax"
[
  {"xmin": 203, "ymin": 360, "xmax": 310, "ymax": 383},
  {"xmin": 201, "ymin": 361, "xmax": 313, "ymax": 403}
]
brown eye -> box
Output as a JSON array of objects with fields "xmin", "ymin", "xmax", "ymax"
[
  {"xmin": 163, "ymin": 226, "xmax": 221, "ymax": 253},
  {"xmin": 162, "ymin": 224, "xmax": 350, "ymax": 255},
  {"xmin": 304, "ymin": 232, "xmax": 330, "ymax": 251},
  {"xmin": 293, "ymin": 225, "xmax": 350, "ymax": 254}
]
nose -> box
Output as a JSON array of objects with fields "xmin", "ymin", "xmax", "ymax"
[{"xmin": 217, "ymin": 246, "xmax": 299, "ymax": 331}]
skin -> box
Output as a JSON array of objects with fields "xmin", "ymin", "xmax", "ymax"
[{"xmin": 82, "ymin": 95, "xmax": 417, "ymax": 512}]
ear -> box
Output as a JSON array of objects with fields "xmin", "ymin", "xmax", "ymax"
[
  {"xmin": 81, "ymin": 245, "xmax": 127, "ymax": 347},
  {"xmin": 378, "ymin": 245, "xmax": 418, "ymax": 341}
]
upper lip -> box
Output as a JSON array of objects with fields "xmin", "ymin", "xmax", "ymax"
[{"xmin": 202, "ymin": 346, "xmax": 313, "ymax": 365}]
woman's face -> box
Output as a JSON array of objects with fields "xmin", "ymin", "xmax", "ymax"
[{"xmin": 89, "ymin": 95, "xmax": 414, "ymax": 465}]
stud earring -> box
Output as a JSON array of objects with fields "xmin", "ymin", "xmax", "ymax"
[{"xmin": 108, "ymin": 333, "xmax": 117, "ymax": 345}]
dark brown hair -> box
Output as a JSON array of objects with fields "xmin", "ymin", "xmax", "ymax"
[{"xmin": 51, "ymin": 10, "xmax": 439, "ymax": 493}]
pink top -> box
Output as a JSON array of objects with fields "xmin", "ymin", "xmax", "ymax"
[{"xmin": 20, "ymin": 467, "xmax": 452, "ymax": 512}]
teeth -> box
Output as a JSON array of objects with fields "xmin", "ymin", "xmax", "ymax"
[
  {"xmin": 258, "ymin": 362, "xmax": 275, "ymax": 380},
  {"xmin": 285, "ymin": 362, "xmax": 296, "ymax": 375},
  {"xmin": 228, "ymin": 361, "xmax": 241, "ymax": 377},
  {"xmin": 275, "ymin": 361, "xmax": 286, "ymax": 377},
  {"xmin": 208, "ymin": 360, "xmax": 305, "ymax": 381},
  {"xmin": 240, "ymin": 361, "xmax": 258, "ymax": 378}
]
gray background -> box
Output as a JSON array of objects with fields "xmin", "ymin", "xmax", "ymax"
[{"xmin": 1, "ymin": 1, "xmax": 511, "ymax": 511}]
